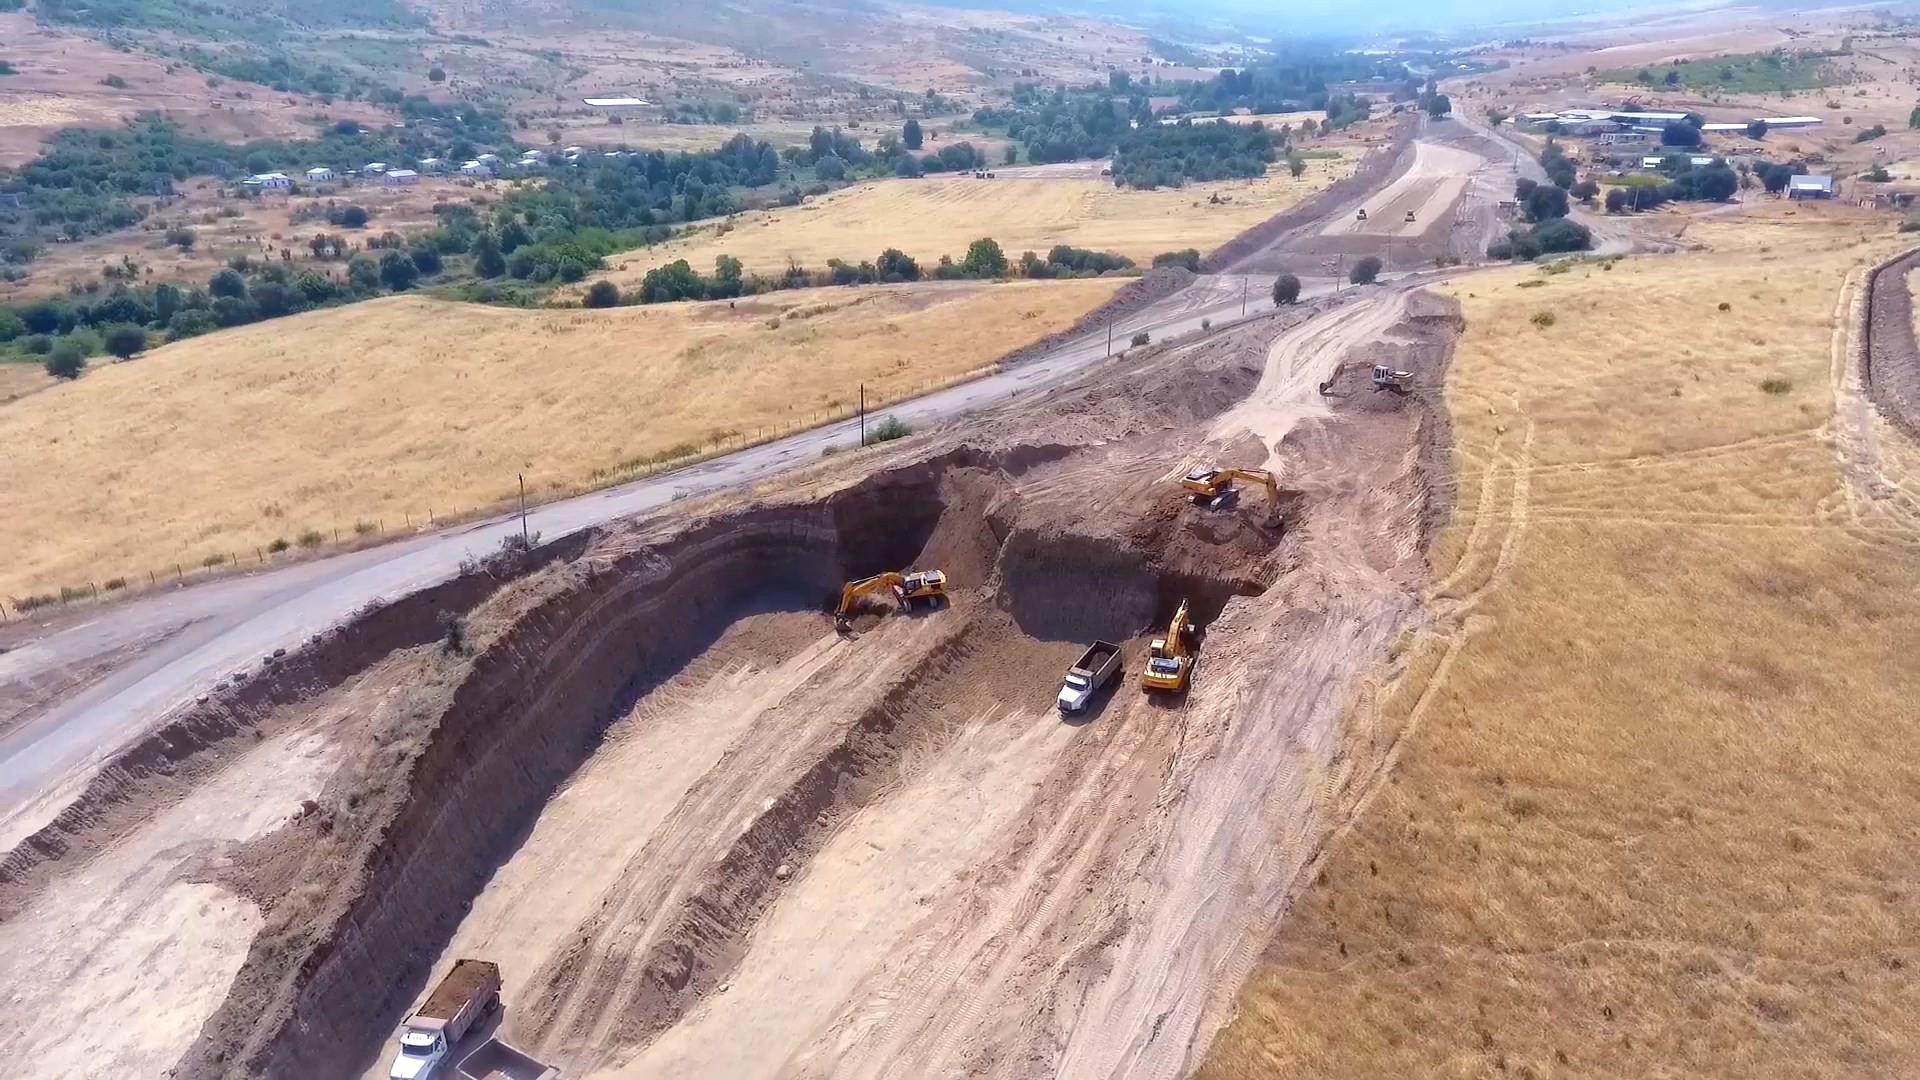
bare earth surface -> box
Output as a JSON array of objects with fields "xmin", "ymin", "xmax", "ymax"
[{"xmin": 0, "ymin": 128, "xmax": 1485, "ymax": 1080}]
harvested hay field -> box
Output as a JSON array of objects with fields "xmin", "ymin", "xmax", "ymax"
[
  {"xmin": 0, "ymin": 278, "xmax": 1118, "ymax": 601},
  {"xmin": 592, "ymin": 157, "xmax": 1357, "ymax": 287},
  {"xmin": 1200, "ymin": 210, "xmax": 1920, "ymax": 1077}
]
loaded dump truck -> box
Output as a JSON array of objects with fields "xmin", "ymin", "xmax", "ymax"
[
  {"xmin": 390, "ymin": 959, "xmax": 501, "ymax": 1080},
  {"xmin": 1057, "ymin": 641, "xmax": 1122, "ymax": 713}
]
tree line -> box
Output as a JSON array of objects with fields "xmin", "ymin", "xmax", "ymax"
[{"xmin": 599, "ymin": 240, "xmax": 1138, "ymax": 307}]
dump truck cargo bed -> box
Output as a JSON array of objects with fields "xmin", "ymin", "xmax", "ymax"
[{"xmin": 455, "ymin": 1037, "xmax": 560, "ymax": 1080}]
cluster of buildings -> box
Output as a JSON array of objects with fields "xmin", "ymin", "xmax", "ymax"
[
  {"xmin": 240, "ymin": 144, "xmax": 645, "ymax": 193},
  {"xmin": 1520, "ymin": 106, "xmax": 1822, "ymax": 138}
]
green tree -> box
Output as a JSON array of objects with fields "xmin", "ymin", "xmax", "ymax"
[
  {"xmin": 153, "ymin": 282, "xmax": 182, "ymax": 324},
  {"xmin": 429, "ymin": 65, "xmax": 446, "ymax": 83},
  {"xmin": 347, "ymin": 254, "xmax": 381, "ymax": 292},
  {"xmin": 1910, "ymin": 104, "xmax": 1920, "ymax": 129},
  {"xmin": 903, "ymin": 118, "xmax": 924, "ymax": 150},
  {"xmin": 584, "ymin": 280, "xmax": 621, "ymax": 307},
  {"xmin": 815, "ymin": 154, "xmax": 847, "ymax": 181},
  {"xmin": 252, "ymin": 280, "xmax": 296, "ymax": 317},
  {"xmin": 962, "ymin": 237, "xmax": 1007, "ymax": 278},
  {"xmin": 1746, "ymin": 119, "xmax": 1769, "ymax": 139},
  {"xmin": 411, "ymin": 247, "xmax": 443, "ymax": 275},
  {"xmin": 1605, "ymin": 187, "xmax": 1630, "ymax": 213},
  {"xmin": 1571, "ymin": 179, "xmax": 1600, "ymax": 203},
  {"xmin": 0, "ymin": 310, "xmax": 23, "ymax": 342},
  {"xmin": 208, "ymin": 267, "xmax": 247, "ymax": 298},
  {"xmin": 378, "ymin": 250, "xmax": 419, "ymax": 291},
  {"xmin": 166, "ymin": 227, "xmax": 196, "ymax": 250},
  {"xmin": 1524, "ymin": 183, "xmax": 1570, "ymax": 222},
  {"xmin": 1287, "ymin": 153, "xmax": 1306, "ymax": 178},
  {"xmin": 1272, "ymin": 273, "xmax": 1301, "ymax": 305},
  {"xmin": 473, "ymin": 233, "xmax": 507, "ymax": 278},
  {"xmin": 1003, "ymin": 144, "xmax": 1018, "ymax": 165},
  {"xmin": 102, "ymin": 323, "xmax": 146, "ymax": 359},
  {"xmin": 1349, "ymin": 255, "xmax": 1382, "ymax": 285},
  {"xmin": 338, "ymin": 204, "xmax": 370, "ymax": 228},
  {"xmin": 1424, "ymin": 93, "xmax": 1452, "ymax": 117},
  {"xmin": 44, "ymin": 342, "xmax": 85, "ymax": 379},
  {"xmin": 875, "ymin": 248, "xmax": 920, "ymax": 282}
]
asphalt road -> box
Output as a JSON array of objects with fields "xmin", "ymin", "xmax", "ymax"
[{"xmin": 0, "ymin": 261, "xmax": 1355, "ymax": 846}]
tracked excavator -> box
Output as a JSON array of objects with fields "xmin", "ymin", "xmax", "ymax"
[
  {"xmin": 834, "ymin": 569, "xmax": 947, "ymax": 631},
  {"xmin": 1180, "ymin": 466, "xmax": 1279, "ymax": 511},
  {"xmin": 1317, "ymin": 363, "xmax": 1414, "ymax": 395},
  {"xmin": 1141, "ymin": 599, "xmax": 1196, "ymax": 694}
]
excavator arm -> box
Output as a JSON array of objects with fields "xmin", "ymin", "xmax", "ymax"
[
  {"xmin": 1218, "ymin": 468, "xmax": 1278, "ymax": 507},
  {"xmin": 837, "ymin": 572, "xmax": 906, "ymax": 619}
]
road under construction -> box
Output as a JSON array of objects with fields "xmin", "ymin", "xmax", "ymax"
[{"xmin": 0, "ymin": 116, "xmax": 1536, "ymax": 1079}]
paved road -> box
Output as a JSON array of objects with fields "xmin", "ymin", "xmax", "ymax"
[{"xmin": 0, "ymin": 261, "xmax": 1357, "ymax": 846}]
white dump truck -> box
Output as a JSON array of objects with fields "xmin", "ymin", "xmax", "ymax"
[
  {"xmin": 390, "ymin": 959, "xmax": 501, "ymax": 1080},
  {"xmin": 1057, "ymin": 641, "xmax": 1123, "ymax": 713}
]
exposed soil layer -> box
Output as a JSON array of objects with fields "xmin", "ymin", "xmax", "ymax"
[
  {"xmin": 0, "ymin": 534, "xmax": 592, "ymax": 920},
  {"xmin": 0, "ymin": 279, "xmax": 1460, "ymax": 1080},
  {"xmin": 1861, "ymin": 245, "xmax": 1920, "ymax": 442}
]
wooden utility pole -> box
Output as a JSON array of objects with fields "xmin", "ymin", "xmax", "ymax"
[
  {"xmin": 858, "ymin": 383, "xmax": 866, "ymax": 447},
  {"xmin": 519, "ymin": 474, "xmax": 529, "ymax": 542}
]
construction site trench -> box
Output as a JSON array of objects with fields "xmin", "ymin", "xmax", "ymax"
[{"xmin": 172, "ymin": 426, "xmax": 1300, "ymax": 1077}]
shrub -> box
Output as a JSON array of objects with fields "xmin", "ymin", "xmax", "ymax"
[
  {"xmin": 101, "ymin": 74, "xmax": 128, "ymax": 89},
  {"xmin": 44, "ymin": 342, "xmax": 85, "ymax": 379},
  {"xmin": 1200, "ymin": 318, "xmax": 1211, "ymax": 330},
  {"xmin": 1130, "ymin": 330, "xmax": 1151, "ymax": 346},
  {"xmin": 22, "ymin": 333, "xmax": 52, "ymax": 355},
  {"xmin": 583, "ymin": 280, "xmax": 621, "ymax": 308},
  {"xmin": 961, "ymin": 237, "xmax": 1007, "ymax": 277},
  {"xmin": 1759, "ymin": 377, "xmax": 1792, "ymax": 394},
  {"xmin": 1151, "ymin": 249, "xmax": 1202, "ymax": 272},
  {"xmin": 104, "ymin": 577, "xmax": 127, "ymax": 591},
  {"xmin": 1349, "ymin": 255, "xmax": 1382, "ymax": 285},
  {"xmin": 1903, "ymin": 220, "xmax": 1920, "ymax": 234},
  {"xmin": 267, "ymin": 537, "xmax": 292, "ymax": 553},
  {"xmin": 102, "ymin": 324, "xmax": 147, "ymax": 359},
  {"xmin": 296, "ymin": 528, "xmax": 326, "ymax": 548},
  {"xmin": 202, "ymin": 553, "xmax": 227, "ymax": 568},
  {"xmin": 1531, "ymin": 310, "xmax": 1556, "ymax": 328},
  {"xmin": 166, "ymin": 227, "xmax": 196, "ymax": 250},
  {"xmin": 1717, "ymin": 301, "xmax": 1732, "ymax": 312},
  {"xmin": 866, "ymin": 415, "xmax": 912, "ymax": 444},
  {"xmin": 1272, "ymin": 272, "xmax": 1301, "ymax": 305},
  {"xmin": 354, "ymin": 520, "xmax": 378, "ymax": 535},
  {"xmin": 439, "ymin": 610, "xmax": 469, "ymax": 656}
]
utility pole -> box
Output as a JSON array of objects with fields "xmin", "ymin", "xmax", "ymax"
[
  {"xmin": 858, "ymin": 383, "xmax": 866, "ymax": 447},
  {"xmin": 1240, "ymin": 275, "xmax": 1247, "ymax": 316},
  {"xmin": 1106, "ymin": 316, "xmax": 1113, "ymax": 356},
  {"xmin": 518, "ymin": 474, "xmax": 528, "ymax": 543}
]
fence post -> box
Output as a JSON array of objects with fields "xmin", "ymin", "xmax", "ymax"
[
  {"xmin": 90, "ymin": 582, "xmax": 98, "ymax": 599},
  {"xmin": 149, "ymin": 570, "xmax": 156, "ymax": 586},
  {"xmin": 175, "ymin": 563, "xmax": 184, "ymax": 580}
]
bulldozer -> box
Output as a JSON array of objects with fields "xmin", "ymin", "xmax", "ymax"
[
  {"xmin": 1371, "ymin": 363, "xmax": 1414, "ymax": 393},
  {"xmin": 834, "ymin": 569, "xmax": 947, "ymax": 631},
  {"xmin": 1180, "ymin": 466, "xmax": 1279, "ymax": 511},
  {"xmin": 1141, "ymin": 599, "xmax": 1196, "ymax": 694}
]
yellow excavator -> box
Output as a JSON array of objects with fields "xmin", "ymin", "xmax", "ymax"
[
  {"xmin": 1141, "ymin": 599, "xmax": 1196, "ymax": 694},
  {"xmin": 834, "ymin": 569, "xmax": 947, "ymax": 631},
  {"xmin": 1180, "ymin": 466, "xmax": 1278, "ymax": 511}
]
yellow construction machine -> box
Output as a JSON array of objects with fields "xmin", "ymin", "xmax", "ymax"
[
  {"xmin": 1180, "ymin": 466, "xmax": 1278, "ymax": 511},
  {"xmin": 834, "ymin": 569, "xmax": 947, "ymax": 630},
  {"xmin": 1141, "ymin": 599, "xmax": 1196, "ymax": 694}
]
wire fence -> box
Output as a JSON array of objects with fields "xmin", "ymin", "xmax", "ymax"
[{"xmin": 0, "ymin": 364, "xmax": 1000, "ymax": 623}]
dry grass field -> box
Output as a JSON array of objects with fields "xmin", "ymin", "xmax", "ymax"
[
  {"xmin": 0, "ymin": 278, "xmax": 1117, "ymax": 600},
  {"xmin": 0, "ymin": 176, "xmax": 502, "ymax": 303},
  {"xmin": 592, "ymin": 155, "xmax": 1357, "ymax": 288},
  {"xmin": 1200, "ymin": 206, "xmax": 1920, "ymax": 1078}
]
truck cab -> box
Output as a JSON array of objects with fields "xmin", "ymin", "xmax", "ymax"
[
  {"xmin": 390, "ymin": 1028, "xmax": 449, "ymax": 1080},
  {"xmin": 1057, "ymin": 670, "xmax": 1096, "ymax": 712}
]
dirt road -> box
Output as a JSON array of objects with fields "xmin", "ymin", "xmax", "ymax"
[{"xmin": 1318, "ymin": 141, "xmax": 1482, "ymax": 239}]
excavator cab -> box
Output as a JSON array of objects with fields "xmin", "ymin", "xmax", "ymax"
[
  {"xmin": 1141, "ymin": 599, "xmax": 1196, "ymax": 694},
  {"xmin": 898, "ymin": 570, "xmax": 947, "ymax": 604},
  {"xmin": 1180, "ymin": 466, "xmax": 1279, "ymax": 514},
  {"xmin": 1355, "ymin": 208, "xmax": 1369, "ymax": 222},
  {"xmin": 1371, "ymin": 364, "xmax": 1413, "ymax": 393}
]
